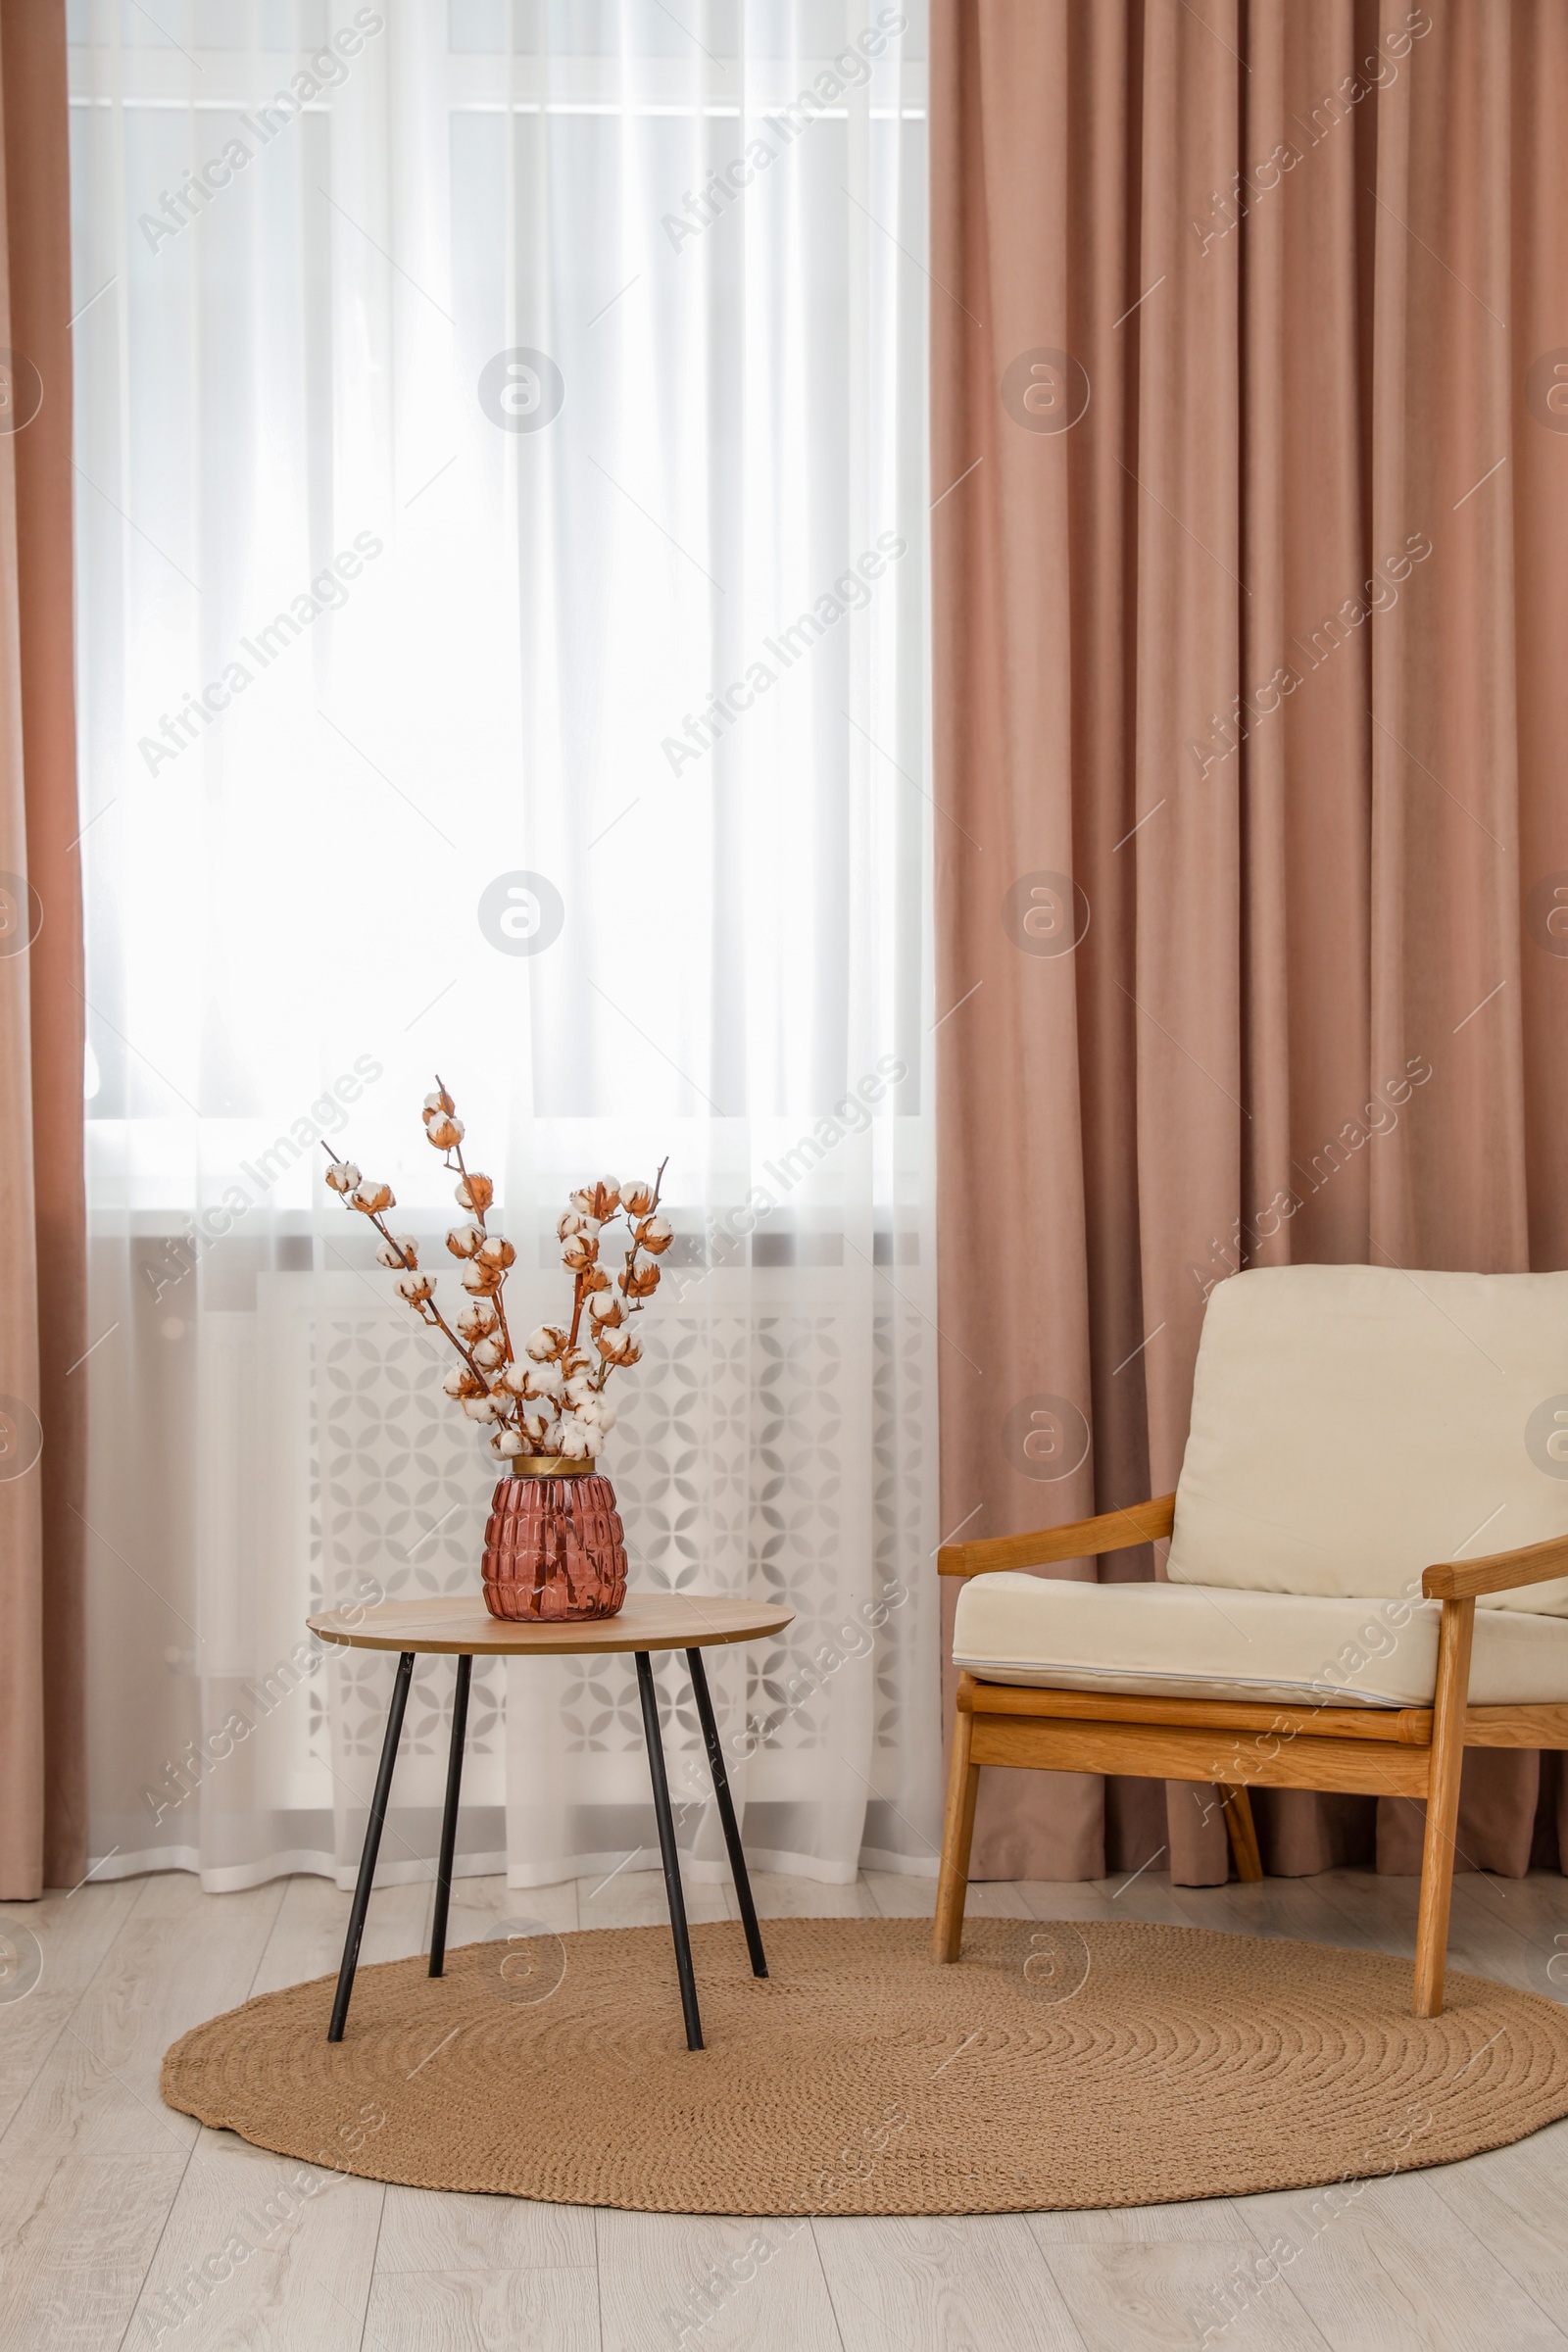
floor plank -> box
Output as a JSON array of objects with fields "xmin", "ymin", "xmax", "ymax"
[
  {"xmin": 376, "ymin": 2182, "xmax": 593, "ymax": 2273},
  {"xmin": 1015, "ymin": 1881, "xmax": 1120, "ymax": 1926},
  {"xmin": 125, "ymin": 2123, "xmax": 384, "ymax": 2351},
  {"xmin": 1466, "ymin": 1868, "xmax": 1568, "ymax": 1969},
  {"xmin": 361, "ymin": 2265, "xmax": 600, "ymax": 2351},
  {"xmin": 596, "ymin": 2207, "xmax": 844, "ymax": 2351},
  {"xmin": 724, "ymin": 1869, "xmax": 876, "ymax": 1920},
  {"xmin": 1043, "ymin": 2241, "xmax": 1332, "ymax": 2352},
  {"xmin": 862, "ymin": 1868, "xmax": 1029, "ymax": 1925},
  {"xmin": 248, "ymin": 1871, "xmax": 418, "ymax": 2001},
  {"xmin": 1026, "ymin": 2199, "xmax": 1250, "ymax": 2248},
  {"xmin": 0, "ymin": 1881, "xmax": 141, "ymax": 2138},
  {"xmin": 1307, "ymin": 1866, "xmax": 1420, "ymax": 1957},
  {"xmin": 1424, "ymin": 2118, "xmax": 1568, "ymax": 2310},
  {"xmin": 575, "ymin": 1864, "xmax": 736, "ymax": 1933},
  {"xmin": 0, "ymin": 2147, "xmax": 188, "ymax": 2352},
  {"xmin": 861, "ymin": 1868, "xmax": 933, "ymax": 1918},
  {"xmin": 816, "ymin": 2213, "xmax": 1086, "ymax": 2349},
  {"xmin": 1234, "ymin": 2166, "xmax": 1568, "ymax": 2350},
  {"xmin": 1446, "ymin": 1874, "xmax": 1562, "ymax": 1998},
  {"xmin": 442, "ymin": 1872, "xmax": 580, "ymax": 1958},
  {"xmin": 963, "ymin": 1879, "xmax": 1033, "ymax": 1919},
  {"xmin": 1090, "ymin": 1870, "xmax": 1203, "ymax": 1930},
  {"xmin": 1, "ymin": 1873, "xmax": 283, "ymax": 2166},
  {"xmin": 1169, "ymin": 1873, "xmax": 1374, "ymax": 1956}
]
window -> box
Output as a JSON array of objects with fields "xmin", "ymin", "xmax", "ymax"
[{"xmin": 71, "ymin": 0, "xmax": 938, "ymax": 1891}]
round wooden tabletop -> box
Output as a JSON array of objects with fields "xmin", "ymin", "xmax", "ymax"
[{"xmin": 307, "ymin": 1592, "xmax": 795, "ymax": 1657}]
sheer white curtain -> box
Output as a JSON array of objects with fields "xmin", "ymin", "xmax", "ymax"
[{"xmin": 68, "ymin": 0, "xmax": 938, "ymax": 1896}]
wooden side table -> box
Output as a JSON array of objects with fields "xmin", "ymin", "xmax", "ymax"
[{"xmin": 307, "ymin": 1592, "xmax": 793, "ymax": 2051}]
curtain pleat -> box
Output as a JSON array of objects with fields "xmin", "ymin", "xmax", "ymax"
[
  {"xmin": 0, "ymin": 0, "xmax": 86, "ymax": 1899},
  {"xmin": 933, "ymin": 0, "xmax": 1568, "ymax": 1885}
]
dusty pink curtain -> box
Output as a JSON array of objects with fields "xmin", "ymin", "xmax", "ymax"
[
  {"xmin": 932, "ymin": 0, "xmax": 1568, "ymax": 1884},
  {"xmin": 0, "ymin": 0, "xmax": 86, "ymax": 1898}
]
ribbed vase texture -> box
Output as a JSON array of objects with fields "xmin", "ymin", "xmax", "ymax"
[{"xmin": 480, "ymin": 1472, "xmax": 629, "ymax": 1621}]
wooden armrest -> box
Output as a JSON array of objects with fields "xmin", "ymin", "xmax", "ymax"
[
  {"xmin": 938, "ymin": 1494, "xmax": 1175, "ymax": 1580},
  {"xmin": 1423, "ymin": 1530, "xmax": 1568, "ymax": 1602}
]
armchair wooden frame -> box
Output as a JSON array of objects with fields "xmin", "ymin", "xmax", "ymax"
[{"xmin": 935, "ymin": 1496, "xmax": 1568, "ymax": 2016}]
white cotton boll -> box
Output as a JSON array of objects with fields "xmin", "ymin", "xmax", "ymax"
[
  {"xmin": 442, "ymin": 1365, "xmax": 470, "ymax": 1397},
  {"xmin": 395, "ymin": 1272, "xmax": 433, "ymax": 1304},
  {"xmin": 492, "ymin": 1426, "xmax": 524, "ymax": 1456},
  {"xmin": 446, "ymin": 1222, "xmax": 484, "ymax": 1259},
  {"xmin": 376, "ymin": 1235, "xmax": 417, "ymax": 1269},
  {"xmin": 526, "ymin": 1324, "xmax": 567, "ymax": 1362},
  {"xmin": 457, "ymin": 1302, "xmax": 497, "ymax": 1340},
  {"xmin": 324, "ymin": 1158, "xmax": 362, "ymax": 1195},
  {"xmin": 472, "ymin": 1335, "xmax": 505, "ymax": 1369},
  {"xmin": 579, "ymin": 1396, "xmax": 615, "ymax": 1434},
  {"xmin": 553, "ymin": 1414, "xmax": 593, "ymax": 1458},
  {"xmin": 527, "ymin": 1358, "xmax": 564, "ymax": 1397},
  {"xmin": 463, "ymin": 1395, "xmax": 501, "ymax": 1422},
  {"xmin": 564, "ymin": 1373, "xmax": 596, "ymax": 1405}
]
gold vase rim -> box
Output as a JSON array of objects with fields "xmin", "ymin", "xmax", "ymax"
[{"xmin": 505, "ymin": 1453, "xmax": 597, "ymax": 1478}]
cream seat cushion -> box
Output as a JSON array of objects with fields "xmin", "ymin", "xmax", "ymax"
[
  {"xmin": 1166, "ymin": 1264, "xmax": 1568, "ymax": 1616},
  {"xmin": 951, "ymin": 1575, "xmax": 1568, "ymax": 1709}
]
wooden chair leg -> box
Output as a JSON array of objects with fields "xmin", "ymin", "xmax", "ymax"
[
  {"xmin": 1216, "ymin": 1782, "xmax": 1263, "ymax": 1882},
  {"xmin": 1413, "ymin": 1596, "xmax": 1475, "ymax": 2019},
  {"xmin": 933, "ymin": 1696, "xmax": 980, "ymax": 1963}
]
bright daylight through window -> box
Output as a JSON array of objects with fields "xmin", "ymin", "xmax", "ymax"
[{"xmin": 67, "ymin": 0, "xmax": 939, "ymax": 1895}]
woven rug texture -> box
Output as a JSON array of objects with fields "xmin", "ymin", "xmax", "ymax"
[{"xmin": 161, "ymin": 1917, "xmax": 1568, "ymax": 2216}]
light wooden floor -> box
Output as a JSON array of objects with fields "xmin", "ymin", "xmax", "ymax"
[{"xmin": 3, "ymin": 1860, "xmax": 1567, "ymax": 2351}]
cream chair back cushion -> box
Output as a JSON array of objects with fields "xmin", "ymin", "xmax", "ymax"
[{"xmin": 1166, "ymin": 1264, "xmax": 1568, "ymax": 1617}]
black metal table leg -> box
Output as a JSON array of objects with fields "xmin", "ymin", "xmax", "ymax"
[
  {"xmin": 685, "ymin": 1644, "xmax": 767, "ymax": 1979},
  {"xmin": 328, "ymin": 1648, "xmax": 414, "ymax": 2042},
  {"xmin": 428, "ymin": 1651, "xmax": 472, "ymax": 1978},
  {"xmin": 636, "ymin": 1648, "xmax": 704, "ymax": 2051}
]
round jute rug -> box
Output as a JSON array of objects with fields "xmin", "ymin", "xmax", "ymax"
[{"xmin": 161, "ymin": 1918, "xmax": 1568, "ymax": 2215}]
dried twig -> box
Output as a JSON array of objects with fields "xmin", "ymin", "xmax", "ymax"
[{"xmin": 320, "ymin": 1091, "xmax": 668, "ymax": 1462}]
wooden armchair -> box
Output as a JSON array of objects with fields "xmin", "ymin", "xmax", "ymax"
[{"xmin": 932, "ymin": 1266, "xmax": 1568, "ymax": 2016}]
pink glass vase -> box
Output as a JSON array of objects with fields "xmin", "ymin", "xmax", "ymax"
[{"xmin": 480, "ymin": 1458, "xmax": 628, "ymax": 1622}]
